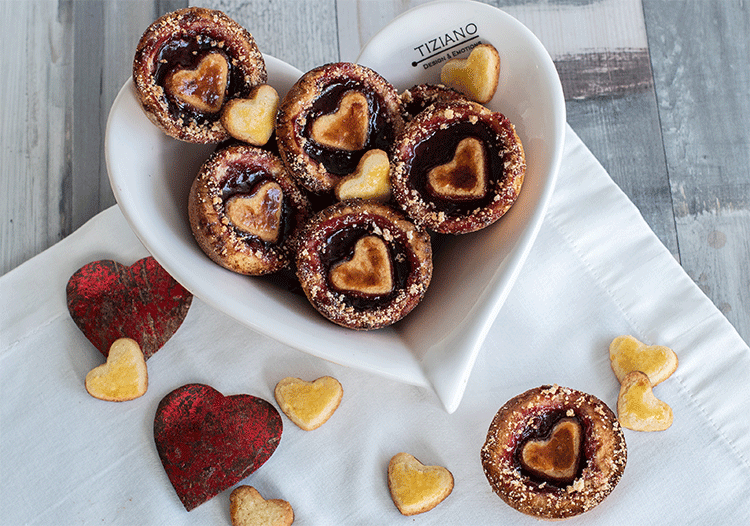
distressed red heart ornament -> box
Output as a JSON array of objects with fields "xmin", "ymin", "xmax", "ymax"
[
  {"xmin": 153, "ymin": 384, "xmax": 283, "ymax": 511},
  {"xmin": 66, "ymin": 257, "xmax": 192, "ymax": 359}
]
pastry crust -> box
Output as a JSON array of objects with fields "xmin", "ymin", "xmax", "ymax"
[
  {"xmin": 481, "ymin": 385, "xmax": 627, "ymax": 520},
  {"xmin": 391, "ymin": 100, "xmax": 525, "ymax": 234},
  {"xmin": 276, "ymin": 62, "xmax": 404, "ymax": 194},
  {"xmin": 188, "ymin": 144, "xmax": 311, "ymax": 275},
  {"xmin": 295, "ymin": 200, "xmax": 432, "ymax": 330},
  {"xmin": 400, "ymin": 83, "xmax": 470, "ymax": 121},
  {"xmin": 133, "ymin": 7, "xmax": 267, "ymax": 143}
]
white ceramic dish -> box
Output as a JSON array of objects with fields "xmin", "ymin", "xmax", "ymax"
[{"xmin": 106, "ymin": 1, "xmax": 564, "ymax": 413}]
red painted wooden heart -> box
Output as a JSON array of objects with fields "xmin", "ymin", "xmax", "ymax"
[
  {"xmin": 154, "ymin": 384, "xmax": 283, "ymax": 511},
  {"xmin": 66, "ymin": 257, "xmax": 192, "ymax": 360}
]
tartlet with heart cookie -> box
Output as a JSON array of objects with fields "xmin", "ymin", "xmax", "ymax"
[
  {"xmin": 276, "ymin": 62, "xmax": 405, "ymax": 194},
  {"xmin": 295, "ymin": 200, "xmax": 432, "ymax": 330},
  {"xmin": 481, "ymin": 385, "xmax": 627, "ymax": 520},
  {"xmin": 391, "ymin": 100, "xmax": 525, "ymax": 234},
  {"xmin": 133, "ymin": 7, "xmax": 267, "ymax": 143},
  {"xmin": 189, "ymin": 144, "xmax": 312, "ymax": 275}
]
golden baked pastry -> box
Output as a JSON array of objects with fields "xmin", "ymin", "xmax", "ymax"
[
  {"xmin": 274, "ymin": 376, "xmax": 343, "ymax": 431},
  {"xmin": 609, "ymin": 335, "xmax": 678, "ymax": 386},
  {"xmin": 400, "ymin": 83, "xmax": 470, "ymax": 121},
  {"xmin": 295, "ymin": 201, "xmax": 432, "ymax": 330},
  {"xmin": 133, "ymin": 7, "xmax": 267, "ymax": 143},
  {"xmin": 334, "ymin": 149, "xmax": 391, "ymax": 202},
  {"xmin": 85, "ymin": 338, "xmax": 148, "ymax": 402},
  {"xmin": 481, "ymin": 385, "xmax": 627, "ymax": 520},
  {"xmin": 617, "ymin": 371, "xmax": 674, "ymax": 432},
  {"xmin": 189, "ymin": 144, "xmax": 311, "ymax": 275},
  {"xmin": 440, "ymin": 43, "xmax": 501, "ymax": 104},
  {"xmin": 391, "ymin": 100, "xmax": 525, "ymax": 234},
  {"xmin": 387, "ymin": 452, "xmax": 454, "ymax": 516},
  {"xmin": 230, "ymin": 486, "xmax": 294, "ymax": 526},
  {"xmin": 276, "ymin": 62, "xmax": 404, "ymax": 194}
]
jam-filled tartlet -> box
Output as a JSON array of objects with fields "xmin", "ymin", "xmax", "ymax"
[
  {"xmin": 400, "ymin": 83, "xmax": 469, "ymax": 121},
  {"xmin": 276, "ymin": 62, "xmax": 405, "ymax": 194},
  {"xmin": 481, "ymin": 385, "xmax": 627, "ymax": 520},
  {"xmin": 189, "ymin": 144, "xmax": 311, "ymax": 275},
  {"xmin": 133, "ymin": 7, "xmax": 267, "ymax": 143},
  {"xmin": 391, "ymin": 100, "xmax": 525, "ymax": 234},
  {"xmin": 295, "ymin": 201, "xmax": 432, "ymax": 330}
]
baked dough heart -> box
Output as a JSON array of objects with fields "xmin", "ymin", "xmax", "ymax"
[
  {"xmin": 165, "ymin": 52, "xmax": 229, "ymax": 114},
  {"xmin": 226, "ymin": 181, "xmax": 284, "ymax": 243},
  {"xmin": 274, "ymin": 376, "xmax": 343, "ymax": 431},
  {"xmin": 617, "ymin": 371, "xmax": 673, "ymax": 431},
  {"xmin": 335, "ymin": 149, "xmax": 391, "ymax": 202},
  {"xmin": 329, "ymin": 235, "xmax": 393, "ymax": 295},
  {"xmin": 440, "ymin": 43, "xmax": 501, "ymax": 104},
  {"xmin": 153, "ymin": 384, "xmax": 282, "ymax": 511},
  {"xmin": 610, "ymin": 335, "xmax": 678, "ymax": 386},
  {"xmin": 85, "ymin": 338, "xmax": 148, "ymax": 401},
  {"xmin": 520, "ymin": 418, "xmax": 582, "ymax": 483},
  {"xmin": 387, "ymin": 452, "xmax": 454, "ymax": 516},
  {"xmin": 230, "ymin": 486, "xmax": 294, "ymax": 526},
  {"xmin": 221, "ymin": 84, "xmax": 280, "ymax": 146},
  {"xmin": 427, "ymin": 137, "xmax": 487, "ymax": 200},
  {"xmin": 310, "ymin": 90, "xmax": 369, "ymax": 151}
]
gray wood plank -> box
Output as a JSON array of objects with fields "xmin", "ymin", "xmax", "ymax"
[{"xmin": 643, "ymin": 0, "xmax": 750, "ymax": 342}]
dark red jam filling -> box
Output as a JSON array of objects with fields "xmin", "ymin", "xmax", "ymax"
[
  {"xmin": 220, "ymin": 164, "xmax": 296, "ymax": 247},
  {"xmin": 514, "ymin": 409, "xmax": 586, "ymax": 489},
  {"xmin": 407, "ymin": 121, "xmax": 506, "ymax": 215},
  {"xmin": 303, "ymin": 80, "xmax": 395, "ymax": 176},
  {"xmin": 154, "ymin": 35, "xmax": 249, "ymax": 124},
  {"xmin": 320, "ymin": 222, "xmax": 412, "ymax": 310}
]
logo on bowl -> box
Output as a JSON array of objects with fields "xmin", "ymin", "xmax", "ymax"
[{"xmin": 411, "ymin": 22, "xmax": 483, "ymax": 70}]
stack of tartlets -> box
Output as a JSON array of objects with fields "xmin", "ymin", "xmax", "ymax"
[{"xmin": 132, "ymin": 7, "xmax": 525, "ymax": 330}]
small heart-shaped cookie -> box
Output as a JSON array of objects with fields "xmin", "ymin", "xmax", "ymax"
[
  {"xmin": 329, "ymin": 235, "xmax": 393, "ymax": 295},
  {"xmin": 310, "ymin": 90, "xmax": 369, "ymax": 151},
  {"xmin": 610, "ymin": 335, "xmax": 678, "ymax": 386},
  {"xmin": 274, "ymin": 376, "xmax": 343, "ymax": 431},
  {"xmin": 165, "ymin": 52, "xmax": 229, "ymax": 113},
  {"xmin": 85, "ymin": 338, "xmax": 148, "ymax": 401},
  {"xmin": 617, "ymin": 371, "xmax": 673, "ymax": 431},
  {"xmin": 226, "ymin": 181, "xmax": 284, "ymax": 243},
  {"xmin": 230, "ymin": 486, "xmax": 294, "ymax": 526},
  {"xmin": 519, "ymin": 418, "xmax": 582, "ymax": 483},
  {"xmin": 427, "ymin": 137, "xmax": 487, "ymax": 200},
  {"xmin": 388, "ymin": 452, "xmax": 453, "ymax": 516},
  {"xmin": 440, "ymin": 43, "xmax": 500, "ymax": 103},
  {"xmin": 335, "ymin": 149, "xmax": 391, "ymax": 202},
  {"xmin": 221, "ymin": 84, "xmax": 280, "ymax": 146}
]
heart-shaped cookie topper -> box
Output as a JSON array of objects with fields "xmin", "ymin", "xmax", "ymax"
[
  {"xmin": 165, "ymin": 51, "xmax": 229, "ymax": 114},
  {"xmin": 226, "ymin": 181, "xmax": 284, "ymax": 243},
  {"xmin": 85, "ymin": 338, "xmax": 148, "ymax": 402},
  {"xmin": 230, "ymin": 486, "xmax": 294, "ymax": 526},
  {"xmin": 274, "ymin": 376, "xmax": 343, "ymax": 431},
  {"xmin": 440, "ymin": 43, "xmax": 501, "ymax": 104},
  {"xmin": 427, "ymin": 137, "xmax": 487, "ymax": 200},
  {"xmin": 329, "ymin": 235, "xmax": 393, "ymax": 295},
  {"xmin": 520, "ymin": 418, "xmax": 582, "ymax": 483},
  {"xmin": 617, "ymin": 371, "xmax": 673, "ymax": 432},
  {"xmin": 335, "ymin": 149, "xmax": 391, "ymax": 202},
  {"xmin": 610, "ymin": 335, "xmax": 678, "ymax": 386},
  {"xmin": 310, "ymin": 90, "xmax": 370, "ymax": 151},
  {"xmin": 153, "ymin": 384, "xmax": 283, "ymax": 511},
  {"xmin": 387, "ymin": 452, "xmax": 454, "ymax": 516},
  {"xmin": 221, "ymin": 84, "xmax": 280, "ymax": 146},
  {"xmin": 66, "ymin": 257, "xmax": 192, "ymax": 360}
]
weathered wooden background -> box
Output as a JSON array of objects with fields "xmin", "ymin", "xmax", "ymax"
[{"xmin": 2, "ymin": 0, "xmax": 748, "ymax": 344}]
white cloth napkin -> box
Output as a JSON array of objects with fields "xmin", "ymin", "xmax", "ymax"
[{"xmin": 2, "ymin": 125, "xmax": 749, "ymax": 524}]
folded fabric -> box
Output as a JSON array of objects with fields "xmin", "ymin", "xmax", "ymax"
[{"xmin": 1, "ymin": 126, "xmax": 748, "ymax": 524}]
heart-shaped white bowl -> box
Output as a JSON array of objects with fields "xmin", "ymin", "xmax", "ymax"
[{"xmin": 106, "ymin": 1, "xmax": 564, "ymax": 413}]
